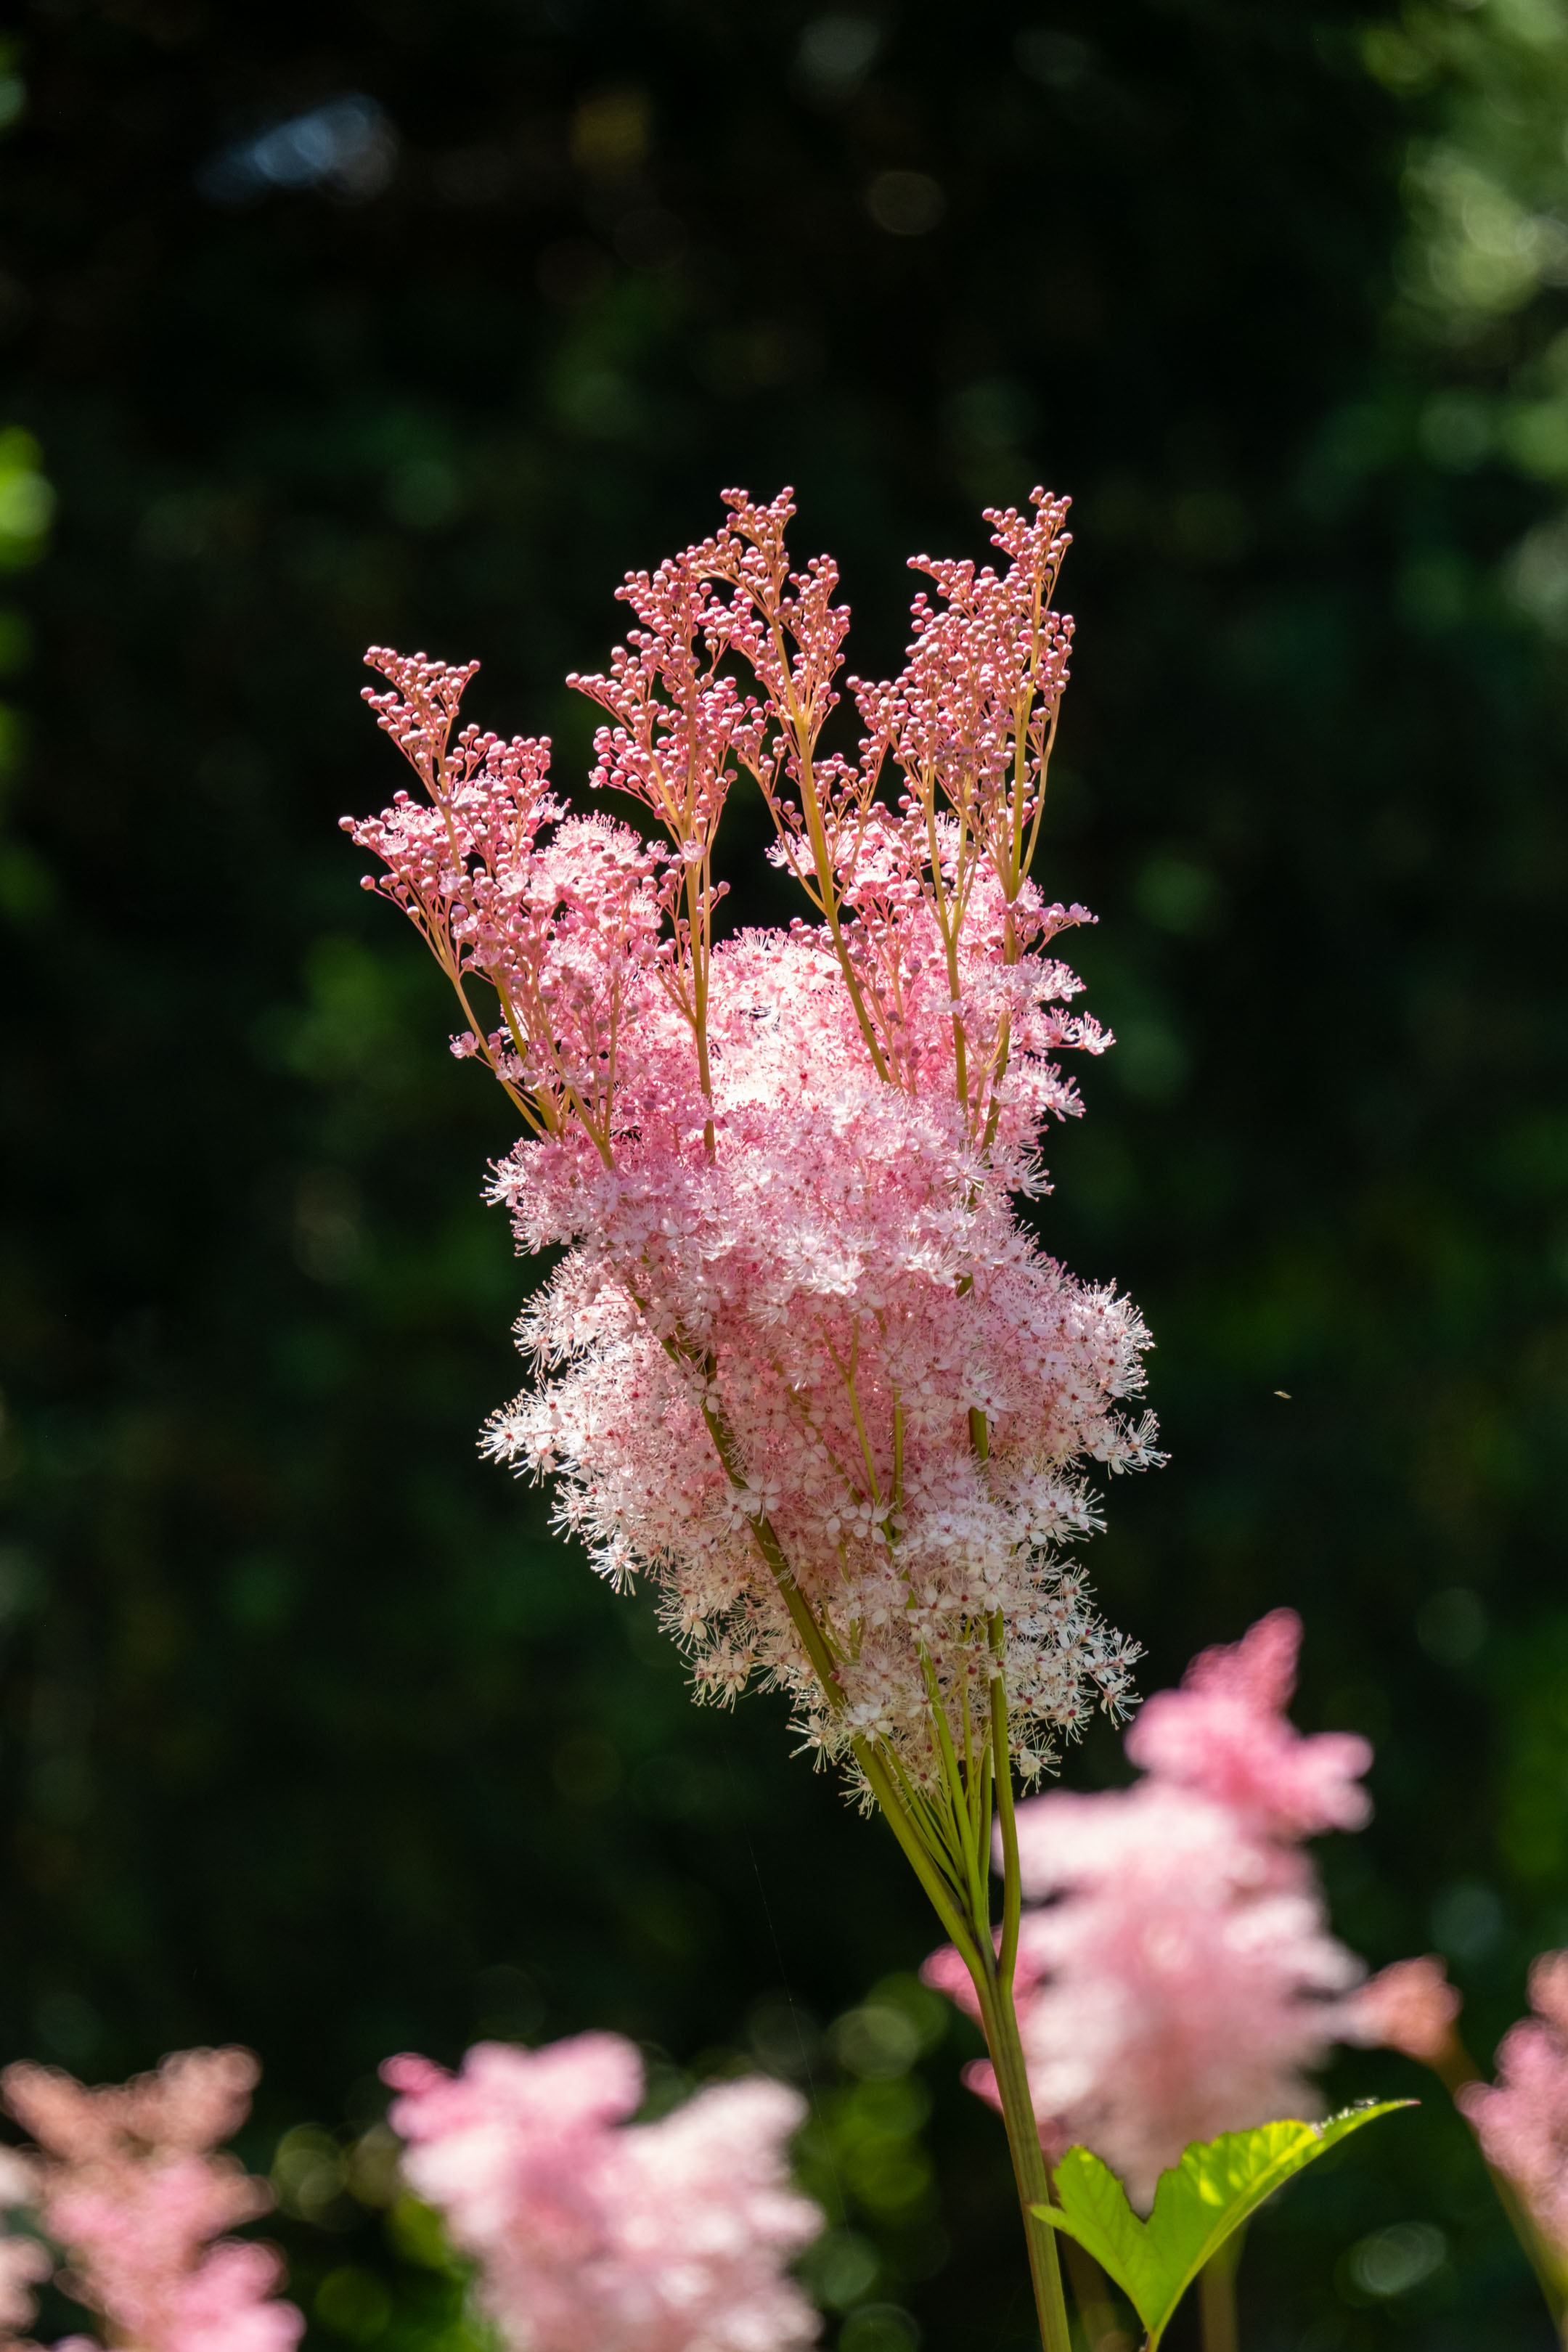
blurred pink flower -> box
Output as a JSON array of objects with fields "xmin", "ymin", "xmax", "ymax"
[
  {"xmin": 1124, "ymin": 1608, "xmax": 1372, "ymax": 1837},
  {"xmin": 1344, "ymin": 1955, "xmax": 1463, "ymax": 2069},
  {"xmin": 1458, "ymin": 1951, "xmax": 1568, "ymax": 2262},
  {"xmin": 384, "ymin": 2033, "xmax": 822, "ymax": 2352},
  {"xmin": 0, "ymin": 2231, "xmax": 49, "ymax": 2348},
  {"xmin": 1, "ymin": 2049, "xmax": 302, "ymax": 2352},
  {"xmin": 928, "ymin": 1782, "xmax": 1362, "ymax": 2208},
  {"xmin": 0, "ymin": 2144, "xmax": 49, "ymax": 2347},
  {"xmin": 924, "ymin": 1614, "xmax": 1376, "ymax": 2207}
]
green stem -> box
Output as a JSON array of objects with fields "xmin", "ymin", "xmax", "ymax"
[
  {"xmin": 957, "ymin": 1668, "xmax": 1071, "ymax": 2352},
  {"xmin": 991, "ymin": 1637, "xmax": 1022, "ymax": 1991},
  {"xmin": 852, "ymin": 1734, "xmax": 983, "ymax": 1973},
  {"xmin": 1060, "ymin": 2239, "xmax": 1120, "ymax": 2352},
  {"xmin": 1198, "ymin": 2235, "xmax": 1241, "ymax": 2352},
  {"xmin": 685, "ymin": 1350, "xmax": 1066, "ymax": 2347},
  {"xmin": 973, "ymin": 1960, "xmax": 1072, "ymax": 2352}
]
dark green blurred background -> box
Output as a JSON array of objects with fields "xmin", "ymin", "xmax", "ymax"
[{"xmin": 3, "ymin": 0, "xmax": 1568, "ymax": 2345}]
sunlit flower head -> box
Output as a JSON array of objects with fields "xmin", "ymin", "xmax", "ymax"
[{"xmin": 346, "ymin": 490, "xmax": 1159, "ymax": 1802}]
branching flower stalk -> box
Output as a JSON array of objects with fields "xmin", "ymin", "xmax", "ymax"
[{"xmin": 346, "ymin": 489, "xmax": 1161, "ymax": 2352}]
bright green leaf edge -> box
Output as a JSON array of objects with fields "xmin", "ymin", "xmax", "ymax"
[{"xmin": 1032, "ymin": 2101, "xmax": 1415, "ymax": 2351}]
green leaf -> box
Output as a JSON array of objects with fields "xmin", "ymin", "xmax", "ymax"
[{"xmin": 1032, "ymin": 2103, "xmax": 1413, "ymax": 2351}]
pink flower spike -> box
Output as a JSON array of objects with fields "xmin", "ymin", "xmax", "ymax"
[
  {"xmin": 1124, "ymin": 1609, "xmax": 1372, "ymax": 1837},
  {"xmin": 385, "ymin": 2032, "xmax": 822, "ymax": 2352},
  {"xmin": 1, "ymin": 2049, "xmax": 303, "ymax": 2352},
  {"xmin": 347, "ymin": 489, "xmax": 1161, "ymax": 1807},
  {"xmin": 1000, "ymin": 1782, "xmax": 1363, "ymax": 2208}
]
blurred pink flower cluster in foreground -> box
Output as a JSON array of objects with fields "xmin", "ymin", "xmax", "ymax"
[
  {"xmin": 4, "ymin": 1771, "xmax": 1568, "ymax": 2346},
  {"xmin": 0, "ymin": 2046, "xmax": 302, "ymax": 2352},
  {"xmin": 0, "ymin": 2034, "xmax": 818, "ymax": 2352},
  {"xmin": 926, "ymin": 1609, "xmax": 1390, "ymax": 2207},
  {"xmin": 383, "ymin": 2033, "xmax": 822, "ymax": 2352}
]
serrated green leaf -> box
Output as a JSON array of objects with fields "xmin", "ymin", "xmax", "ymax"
[{"xmin": 1032, "ymin": 2102, "xmax": 1413, "ymax": 2351}]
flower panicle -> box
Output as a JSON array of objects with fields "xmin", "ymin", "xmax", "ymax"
[{"xmin": 347, "ymin": 491, "xmax": 1159, "ymax": 1799}]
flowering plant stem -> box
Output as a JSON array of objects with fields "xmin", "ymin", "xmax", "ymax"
[
  {"xmin": 346, "ymin": 501, "xmax": 1141, "ymax": 2352},
  {"xmin": 720, "ymin": 1413, "xmax": 1072, "ymax": 2352},
  {"xmin": 860, "ymin": 1707, "xmax": 1071, "ymax": 2352},
  {"xmin": 1198, "ymin": 2235, "xmax": 1241, "ymax": 2352},
  {"xmin": 978, "ymin": 1948, "xmax": 1074, "ymax": 2352}
]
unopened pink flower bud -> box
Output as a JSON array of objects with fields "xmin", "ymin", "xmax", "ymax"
[{"xmin": 1344, "ymin": 1955, "xmax": 1463, "ymax": 2066}]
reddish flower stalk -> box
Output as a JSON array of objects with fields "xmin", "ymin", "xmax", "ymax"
[{"xmin": 346, "ymin": 488, "xmax": 1162, "ymax": 2352}]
